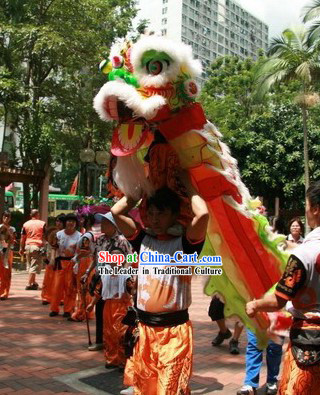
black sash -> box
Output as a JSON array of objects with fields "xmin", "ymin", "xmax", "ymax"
[
  {"xmin": 54, "ymin": 256, "xmax": 73, "ymax": 271},
  {"xmin": 290, "ymin": 320, "xmax": 320, "ymax": 366},
  {"xmin": 137, "ymin": 308, "xmax": 189, "ymax": 327}
]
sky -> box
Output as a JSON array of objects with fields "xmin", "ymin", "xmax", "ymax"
[{"xmin": 238, "ymin": 0, "xmax": 311, "ymax": 38}]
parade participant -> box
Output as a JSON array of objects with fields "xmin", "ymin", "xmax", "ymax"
[
  {"xmin": 209, "ymin": 296, "xmax": 244, "ymax": 354},
  {"xmin": 111, "ymin": 187, "xmax": 209, "ymax": 395},
  {"xmin": 20, "ymin": 209, "xmax": 46, "ymax": 290},
  {"xmin": 70, "ymin": 213, "xmax": 95, "ymax": 322},
  {"xmin": 41, "ymin": 214, "xmax": 65, "ymax": 305},
  {"xmin": 82, "ymin": 212, "xmax": 133, "ymax": 351},
  {"xmin": 246, "ymin": 181, "xmax": 320, "ymax": 394},
  {"xmin": 0, "ymin": 211, "xmax": 16, "ymax": 300},
  {"xmin": 49, "ymin": 213, "xmax": 81, "ymax": 317},
  {"xmin": 87, "ymin": 247, "xmax": 133, "ymax": 368}
]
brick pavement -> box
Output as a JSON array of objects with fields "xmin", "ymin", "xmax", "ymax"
[{"xmin": 0, "ymin": 272, "xmax": 277, "ymax": 394}]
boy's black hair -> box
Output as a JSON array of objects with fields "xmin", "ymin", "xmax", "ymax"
[
  {"xmin": 306, "ymin": 181, "xmax": 320, "ymax": 208},
  {"xmin": 64, "ymin": 213, "xmax": 79, "ymax": 228},
  {"xmin": 146, "ymin": 187, "xmax": 181, "ymax": 214}
]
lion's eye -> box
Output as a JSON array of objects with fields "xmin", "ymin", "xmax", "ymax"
[{"xmin": 146, "ymin": 59, "xmax": 169, "ymax": 75}]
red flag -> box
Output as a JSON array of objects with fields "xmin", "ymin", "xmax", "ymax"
[
  {"xmin": 5, "ymin": 183, "xmax": 13, "ymax": 191},
  {"xmin": 69, "ymin": 174, "xmax": 78, "ymax": 195}
]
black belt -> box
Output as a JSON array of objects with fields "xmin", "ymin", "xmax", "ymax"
[
  {"xmin": 137, "ymin": 308, "xmax": 189, "ymax": 327},
  {"xmin": 54, "ymin": 256, "xmax": 73, "ymax": 271}
]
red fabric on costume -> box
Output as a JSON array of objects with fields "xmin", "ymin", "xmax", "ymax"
[{"xmin": 140, "ymin": 142, "xmax": 192, "ymax": 228}]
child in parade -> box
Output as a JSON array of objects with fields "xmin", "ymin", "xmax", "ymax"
[
  {"xmin": 49, "ymin": 213, "xmax": 81, "ymax": 318},
  {"xmin": 41, "ymin": 214, "xmax": 65, "ymax": 305},
  {"xmin": 81, "ymin": 212, "xmax": 133, "ymax": 351},
  {"xmin": 87, "ymin": 247, "xmax": 133, "ymax": 369},
  {"xmin": 70, "ymin": 213, "xmax": 95, "ymax": 322},
  {"xmin": 111, "ymin": 187, "xmax": 209, "ymax": 395}
]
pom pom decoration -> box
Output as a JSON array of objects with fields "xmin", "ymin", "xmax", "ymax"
[
  {"xmin": 112, "ymin": 55, "xmax": 123, "ymax": 69},
  {"xmin": 183, "ymin": 79, "xmax": 198, "ymax": 98},
  {"xmin": 99, "ymin": 59, "xmax": 113, "ymax": 74}
]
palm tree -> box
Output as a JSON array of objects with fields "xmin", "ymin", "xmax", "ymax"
[
  {"xmin": 254, "ymin": 26, "xmax": 320, "ymax": 197},
  {"xmin": 302, "ymin": 0, "xmax": 320, "ymax": 42}
]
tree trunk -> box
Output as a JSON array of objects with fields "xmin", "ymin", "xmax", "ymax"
[
  {"xmin": 275, "ymin": 197, "xmax": 280, "ymax": 217},
  {"xmin": 301, "ymin": 106, "xmax": 310, "ymax": 234},
  {"xmin": 32, "ymin": 183, "xmax": 39, "ymax": 208},
  {"xmin": 23, "ymin": 183, "xmax": 31, "ymax": 221},
  {"xmin": 301, "ymin": 107, "xmax": 310, "ymax": 192}
]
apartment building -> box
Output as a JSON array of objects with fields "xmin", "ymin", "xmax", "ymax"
[{"xmin": 136, "ymin": 0, "xmax": 269, "ymax": 79}]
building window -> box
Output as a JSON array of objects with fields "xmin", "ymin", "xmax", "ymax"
[
  {"xmin": 218, "ymin": 25, "xmax": 224, "ymax": 34},
  {"xmin": 161, "ymin": 29, "xmax": 167, "ymax": 36},
  {"xmin": 162, "ymin": 7, "xmax": 167, "ymax": 14},
  {"xmin": 163, "ymin": 0, "xmax": 168, "ymax": 3},
  {"xmin": 162, "ymin": 18, "xmax": 167, "ymax": 25}
]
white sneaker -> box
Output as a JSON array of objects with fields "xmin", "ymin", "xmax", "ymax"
[
  {"xmin": 237, "ymin": 385, "xmax": 257, "ymax": 395},
  {"xmin": 120, "ymin": 387, "xmax": 134, "ymax": 395},
  {"xmin": 266, "ymin": 382, "xmax": 277, "ymax": 395}
]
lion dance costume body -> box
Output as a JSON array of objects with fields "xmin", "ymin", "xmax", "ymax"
[{"xmin": 94, "ymin": 35, "xmax": 289, "ymax": 343}]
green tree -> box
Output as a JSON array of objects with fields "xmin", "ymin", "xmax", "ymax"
[
  {"xmin": 0, "ymin": 0, "xmax": 137, "ymax": 213},
  {"xmin": 302, "ymin": 0, "xmax": 320, "ymax": 41},
  {"xmin": 254, "ymin": 26, "xmax": 320, "ymax": 193},
  {"xmin": 200, "ymin": 55, "xmax": 320, "ymax": 212}
]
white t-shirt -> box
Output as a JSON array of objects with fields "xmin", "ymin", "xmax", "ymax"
[
  {"xmin": 56, "ymin": 230, "xmax": 81, "ymax": 257},
  {"xmin": 101, "ymin": 265, "xmax": 131, "ymax": 300}
]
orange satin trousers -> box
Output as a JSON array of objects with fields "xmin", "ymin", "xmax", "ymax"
[
  {"xmin": 132, "ymin": 320, "xmax": 193, "ymax": 395},
  {"xmin": 50, "ymin": 260, "xmax": 76, "ymax": 313},
  {"xmin": 41, "ymin": 264, "xmax": 54, "ymax": 302},
  {"xmin": 103, "ymin": 297, "xmax": 132, "ymax": 367},
  {"xmin": 278, "ymin": 342, "xmax": 320, "ymax": 395},
  {"xmin": 0, "ymin": 250, "xmax": 13, "ymax": 299}
]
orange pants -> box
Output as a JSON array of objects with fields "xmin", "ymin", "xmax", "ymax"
[
  {"xmin": 132, "ymin": 321, "xmax": 193, "ymax": 395},
  {"xmin": 0, "ymin": 250, "xmax": 13, "ymax": 299},
  {"xmin": 71, "ymin": 257, "xmax": 94, "ymax": 321},
  {"xmin": 123, "ymin": 356, "xmax": 134, "ymax": 387},
  {"xmin": 41, "ymin": 264, "xmax": 55, "ymax": 303},
  {"xmin": 50, "ymin": 260, "xmax": 76, "ymax": 313},
  {"xmin": 279, "ymin": 342, "xmax": 320, "ymax": 394},
  {"xmin": 103, "ymin": 297, "xmax": 132, "ymax": 367}
]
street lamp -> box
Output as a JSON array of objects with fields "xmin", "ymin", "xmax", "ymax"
[
  {"xmin": 79, "ymin": 148, "xmax": 95, "ymax": 163},
  {"xmin": 79, "ymin": 148, "xmax": 109, "ymax": 196}
]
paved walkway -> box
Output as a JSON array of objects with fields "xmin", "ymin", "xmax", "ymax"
[{"xmin": 0, "ymin": 272, "xmax": 274, "ymax": 395}]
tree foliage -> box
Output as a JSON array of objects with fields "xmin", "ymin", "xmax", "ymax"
[
  {"xmin": 200, "ymin": 55, "xmax": 320, "ymax": 211},
  {"xmin": 0, "ymin": 0, "xmax": 137, "ymax": 209}
]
